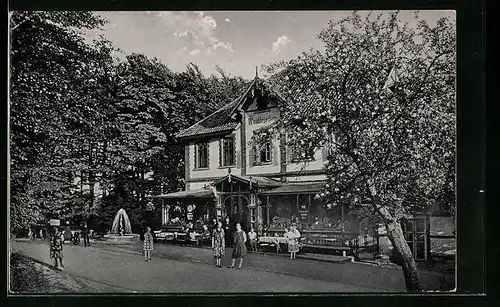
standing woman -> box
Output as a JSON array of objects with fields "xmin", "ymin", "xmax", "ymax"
[
  {"xmin": 143, "ymin": 227, "xmax": 154, "ymax": 262},
  {"xmin": 212, "ymin": 221, "xmax": 225, "ymax": 268},
  {"xmin": 229, "ymin": 223, "xmax": 247, "ymax": 269},
  {"xmin": 49, "ymin": 226, "xmax": 64, "ymax": 270},
  {"xmin": 288, "ymin": 225, "xmax": 300, "ymax": 259}
]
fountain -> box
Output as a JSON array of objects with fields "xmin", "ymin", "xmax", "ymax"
[{"xmin": 103, "ymin": 208, "xmax": 140, "ymax": 244}]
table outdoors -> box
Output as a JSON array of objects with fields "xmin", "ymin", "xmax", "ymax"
[
  {"xmin": 258, "ymin": 236, "xmax": 288, "ymax": 244},
  {"xmin": 257, "ymin": 236, "xmax": 294, "ymax": 253}
]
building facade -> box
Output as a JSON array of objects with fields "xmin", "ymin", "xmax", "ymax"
[
  {"xmin": 154, "ymin": 72, "xmax": 456, "ymax": 261},
  {"xmin": 157, "ymin": 73, "xmax": 357, "ymax": 236}
]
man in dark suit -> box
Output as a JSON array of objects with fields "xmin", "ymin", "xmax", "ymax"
[
  {"xmin": 223, "ymin": 216, "xmax": 233, "ymax": 246},
  {"xmin": 82, "ymin": 222, "xmax": 90, "ymax": 247}
]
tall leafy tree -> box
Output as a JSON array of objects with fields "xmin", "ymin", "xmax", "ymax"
[
  {"xmin": 255, "ymin": 12, "xmax": 455, "ymax": 291},
  {"xmin": 9, "ymin": 11, "xmax": 118, "ymax": 232}
]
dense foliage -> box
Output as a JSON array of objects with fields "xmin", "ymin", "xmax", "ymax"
[
  {"xmin": 9, "ymin": 11, "xmax": 248, "ymax": 234},
  {"xmin": 255, "ymin": 12, "xmax": 455, "ymax": 291}
]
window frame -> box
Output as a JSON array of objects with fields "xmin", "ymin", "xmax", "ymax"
[
  {"xmin": 252, "ymin": 137, "xmax": 273, "ymax": 166},
  {"xmin": 194, "ymin": 142, "xmax": 210, "ymax": 170},
  {"xmin": 326, "ymin": 133, "xmax": 337, "ymax": 156},
  {"xmin": 290, "ymin": 145, "xmax": 316, "ymax": 163},
  {"xmin": 220, "ymin": 136, "xmax": 236, "ymax": 167}
]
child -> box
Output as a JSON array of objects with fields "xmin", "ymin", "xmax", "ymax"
[
  {"xmin": 143, "ymin": 227, "xmax": 154, "ymax": 262},
  {"xmin": 49, "ymin": 227, "xmax": 64, "ymax": 270},
  {"xmin": 288, "ymin": 225, "xmax": 300, "ymax": 259},
  {"xmin": 248, "ymin": 227, "xmax": 258, "ymax": 252}
]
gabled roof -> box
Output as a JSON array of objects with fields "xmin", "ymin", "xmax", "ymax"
[
  {"xmin": 176, "ymin": 74, "xmax": 288, "ymax": 140},
  {"xmin": 176, "ymin": 97, "xmax": 241, "ymax": 139}
]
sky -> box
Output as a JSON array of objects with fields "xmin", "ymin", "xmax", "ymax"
[{"xmin": 85, "ymin": 10, "xmax": 455, "ymax": 80}]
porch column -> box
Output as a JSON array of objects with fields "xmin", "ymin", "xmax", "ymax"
[
  {"xmin": 165, "ymin": 204, "xmax": 170, "ymax": 224},
  {"xmin": 266, "ymin": 196, "xmax": 270, "ymax": 227},
  {"xmin": 215, "ymin": 193, "xmax": 222, "ymax": 220}
]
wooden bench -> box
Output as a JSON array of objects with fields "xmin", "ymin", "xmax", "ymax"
[{"xmin": 300, "ymin": 230, "xmax": 359, "ymax": 257}]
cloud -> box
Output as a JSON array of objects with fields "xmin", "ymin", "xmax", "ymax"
[
  {"xmin": 151, "ymin": 11, "xmax": 233, "ymax": 54},
  {"xmin": 272, "ymin": 35, "xmax": 294, "ymax": 54},
  {"xmin": 207, "ymin": 37, "xmax": 234, "ymax": 53},
  {"xmin": 174, "ymin": 30, "xmax": 199, "ymax": 40},
  {"xmin": 189, "ymin": 49, "xmax": 201, "ymax": 56},
  {"xmin": 225, "ymin": 18, "xmax": 231, "ymax": 22}
]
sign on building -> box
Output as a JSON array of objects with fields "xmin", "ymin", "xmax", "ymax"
[{"xmin": 49, "ymin": 219, "xmax": 60, "ymax": 226}]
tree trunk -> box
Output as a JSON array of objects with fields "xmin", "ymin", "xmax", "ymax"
[
  {"xmin": 366, "ymin": 181, "xmax": 422, "ymax": 292},
  {"xmin": 386, "ymin": 220, "xmax": 422, "ymax": 292},
  {"xmin": 88, "ymin": 144, "xmax": 95, "ymax": 210}
]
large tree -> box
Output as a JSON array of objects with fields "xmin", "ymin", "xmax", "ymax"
[
  {"xmin": 255, "ymin": 11, "xmax": 455, "ymax": 291},
  {"xmin": 9, "ymin": 11, "xmax": 117, "ymax": 232}
]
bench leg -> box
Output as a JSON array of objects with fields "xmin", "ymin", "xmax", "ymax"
[{"xmin": 342, "ymin": 251, "xmax": 347, "ymax": 257}]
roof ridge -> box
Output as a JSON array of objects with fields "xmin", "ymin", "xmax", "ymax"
[{"xmin": 176, "ymin": 97, "xmax": 240, "ymax": 138}]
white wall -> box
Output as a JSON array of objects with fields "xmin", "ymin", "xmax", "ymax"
[
  {"xmin": 245, "ymin": 108, "xmax": 281, "ymax": 176},
  {"xmin": 188, "ymin": 126, "xmax": 242, "ymax": 180},
  {"xmin": 187, "ymin": 181, "xmax": 213, "ymax": 191},
  {"xmin": 285, "ymin": 174, "xmax": 328, "ymax": 182},
  {"xmin": 185, "ymin": 106, "xmax": 327, "ymax": 186},
  {"xmin": 286, "ymin": 148, "xmax": 328, "ymax": 173}
]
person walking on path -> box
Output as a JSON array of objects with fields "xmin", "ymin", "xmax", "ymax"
[
  {"xmin": 212, "ymin": 221, "xmax": 225, "ymax": 268},
  {"xmin": 248, "ymin": 227, "xmax": 258, "ymax": 252},
  {"xmin": 228, "ymin": 223, "xmax": 247, "ymax": 269},
  {"xmin": 287, "ymin": 225, "xmax": 301, "ymax": 259},
  {"xmin": 49, "ymin": 226, "xmax": 64, "ymax": 270},
  {"xmin": 143, "ymin": 227, "xmax": 154, "ymax": 262},
  {"xmin": 82, "ymin": 222, "xmax": 90, "ymax": 247}
]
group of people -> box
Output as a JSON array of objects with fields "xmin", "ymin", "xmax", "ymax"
[
  {"xmin": 209, "ymin": 216, "xmax": 302, "ymax": 268},
  {"xmin": 211, "ymin": 219, "xmax": 248, "ymax": 269},
  {"xmin": 48, "ymin": 217, "xmax": 302, "ymax": 270},
  {"xmin": 47, "ymin": 223, "xmax": 92, "ymax": 270}
]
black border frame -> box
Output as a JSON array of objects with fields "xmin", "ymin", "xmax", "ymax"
[{"xmin": 4, "ymin": 0, "xmax": 488, "ymax": 306}]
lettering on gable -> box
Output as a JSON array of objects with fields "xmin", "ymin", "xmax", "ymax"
[{"xmin": 248, "ymin": 113, "xmax": 279, "ymax": 125}]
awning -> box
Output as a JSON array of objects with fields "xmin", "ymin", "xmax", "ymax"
[
  {"xmin": 153, "ymin": 189, "xmax": 214, "ymax": 199},
  {"xmin": 259, "ymin": 182, "xmax": 325, "ymax": 195}
]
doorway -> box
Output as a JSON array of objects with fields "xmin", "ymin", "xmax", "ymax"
[{"xmin": 222, "ymin": 194, "xmax": 250, "ymax": 231}]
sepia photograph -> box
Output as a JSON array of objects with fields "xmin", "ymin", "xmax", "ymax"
[{"xmin": 8, "ymin": 10, "xmax": 457, "ymax": 294}]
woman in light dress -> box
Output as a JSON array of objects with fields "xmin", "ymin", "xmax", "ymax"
[
  {"xmin": 212, "ymin": 221, "xmax": 225, "ymax": 268},
  {"xmin": 286, "ymin": 225, "xmax": 301, "ymax": 259}
]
